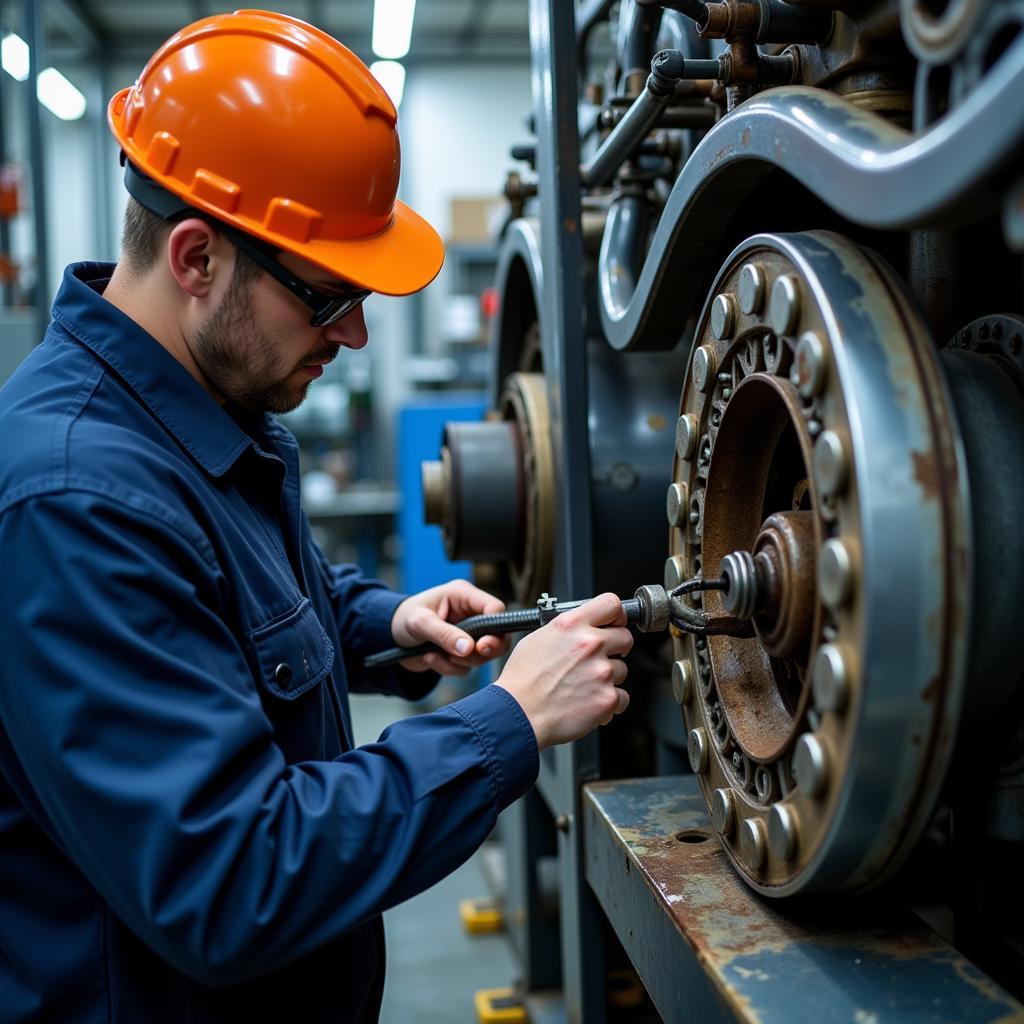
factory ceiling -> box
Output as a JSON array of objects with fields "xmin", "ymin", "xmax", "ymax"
[{"xmin": 23, "ymin": 0, "xmax": 531, "ymax": 68}]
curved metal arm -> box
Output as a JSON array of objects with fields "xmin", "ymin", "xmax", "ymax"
[{"xmin": 599, "ymin": 34, "xmax": 1024, "ymax": 350}]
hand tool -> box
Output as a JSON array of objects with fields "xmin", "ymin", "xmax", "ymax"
[{"xmin": 363, "ymin": 572, "xmax": 752, "ymax": 669}]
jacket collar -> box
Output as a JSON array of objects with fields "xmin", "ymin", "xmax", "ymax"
[{"xmin": 50, "ymin": 262, "xmax": 277, "ymax": 477}]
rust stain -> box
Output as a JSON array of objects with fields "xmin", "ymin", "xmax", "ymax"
[
  {"xmin": 741, "ymin": 126, "xmax": 752, "ymax": 147},
  {"xmin": 920, "ymin": 674, "xmax": 941, "ymax": 704},
  {"xmin": 910, "ymin": 449, "xmax": 940, "ymax": 501}
]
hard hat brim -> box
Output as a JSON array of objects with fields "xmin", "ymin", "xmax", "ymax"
[{"xmin": 281, "ymin": 198, "xmax": 446, "ymax": 297}]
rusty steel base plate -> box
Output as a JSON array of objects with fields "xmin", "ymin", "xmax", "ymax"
[{"xmin": 583, "ymin": 777, "xmax": 1024, "ymax": 1024}]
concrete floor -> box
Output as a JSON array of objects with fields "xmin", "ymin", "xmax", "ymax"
[{"xmin": 350, "ymin": 691, "xmax": 520, "ymax": 1024}]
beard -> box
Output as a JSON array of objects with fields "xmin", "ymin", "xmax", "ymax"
[{"xmin": 189, "ymin": 269, "xmax": 321, "ymax": 415}]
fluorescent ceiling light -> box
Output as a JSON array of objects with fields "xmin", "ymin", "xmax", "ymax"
[
  {"xmin": 2, "ymin": 33, "xmax": 30, "ymax": 81},
  {"xmin": 370, "ymin": 60, "xmax": 406, "ymax": 109},
  {"xmin": 372, "ymin": 0, "xmax": 416, "ymax": 60},
  {"xmin": 3, "ymin": 33, "xmax": 87, "ymax": 120},
  {"xmin": 36, "ymin": 67, "xmax": 87, "ymax": 120}
]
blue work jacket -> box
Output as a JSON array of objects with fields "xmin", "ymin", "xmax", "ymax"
[{"xmin": 0, "ymin": 263, "xmax": 538, "ymax": 1023}]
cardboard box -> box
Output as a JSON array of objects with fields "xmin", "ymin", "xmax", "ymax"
[{"xmin": 448, "ymin": 196, "xmax": 506, "ymax": 244}]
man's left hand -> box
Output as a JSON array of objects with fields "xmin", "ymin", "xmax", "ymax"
[{"xmin": 390, "ymin": 580, "xmax": 510, "ymax": 676}]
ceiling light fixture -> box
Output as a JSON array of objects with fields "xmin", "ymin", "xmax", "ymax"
[
  {"xmin": 370, "ymin": 60, "xmax": 406, "ymax": 109},
  {"xmin": 372, "ymin": 0, "xmax": 416, "ymax": 60},
  {"xmin": 2, "ymin": 32, "xmax": 88, "ymax": 120}
]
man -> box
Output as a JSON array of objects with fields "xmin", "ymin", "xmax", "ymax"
[{"xmin": 0, "ymin": 11, "xmax": 632, "ymax": 1024}]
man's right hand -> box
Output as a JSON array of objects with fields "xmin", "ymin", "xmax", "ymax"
[{"xmin": 494, "ymin": 593, "xmax": 634, "ymax": 750}]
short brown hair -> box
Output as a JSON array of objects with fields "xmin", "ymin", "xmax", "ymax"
[{"xmin": 118, "ymin": 197, "xmax": 261, "ymax": 286}]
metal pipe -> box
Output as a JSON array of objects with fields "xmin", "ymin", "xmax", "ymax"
[
  {"xmin": 21, "ymin": 0, "xmax": 50, "ymax": 340},
  {"xmin": 581, "ymin": 49, "xmax": 689, "ymax": 188}
]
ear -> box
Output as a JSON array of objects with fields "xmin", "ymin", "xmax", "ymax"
[{"xmin": 165, "ymin": 218, "xmax": 232, "ymax": 299}]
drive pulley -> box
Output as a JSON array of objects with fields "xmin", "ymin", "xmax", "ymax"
[{"xmin": 669, "ymin": 231, "xmax": 1024, "ymax": 895}]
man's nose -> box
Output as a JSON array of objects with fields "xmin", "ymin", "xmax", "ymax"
[{"xmin": 324, "ymin": 305, "xmax": 369, "ymax": 350}]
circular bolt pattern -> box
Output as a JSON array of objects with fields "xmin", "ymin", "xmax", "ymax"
[
  {"xmin": 711, "ymin": 293, "xmax": 736, "ymax": 340},
  {"xmin": 795, "ymin": 331, "xmax": 827, "ymax": 398},
  {"xmin": 688, "ymin": 727, "xmax": 709, "ymax": 774},
  {"xmin": 769, "ymin": 275, "xmax": 800, "ymax": 336},
  {"xmin": 693, "ymin": 345, "xmax": 718, "ymax": 394},
  {"xmin": 813, "ymin": 430, "xmax": 848, "ymax": 497},
  {"xmin": 740, "ymin": 817, "xmax": 767, "ymax": 869},
  {"xmin": 675, "ymin": 414, "xmax": 699, "ymax": 461},
  {"xmin": 672, "ymin": 659, "xmax": 694, "ymax": 705},
  {"xmin": 818, "ymin": 538, "xmax": 855, "ymax": 609},
  {"xmin": 711, "ymin": 787, "xmax": 736, "ymax": 835},
  {"xmin": 666, "ymin": 482, "xmax": 688, "ymax": 527},
  {"xmin": 768, "ymin": 803, "xmax": 798, "ymax": 860},
  {"xmin": 738, "ymin": 262, "xmax": 766, "ymax": 314},
  {"xmin": 664, "ymin": 555, "xmax": 686, "ymax": 591},
  {"xmin": 793, "ymin": 733, "xmax": 829, "ymax": 798},
  {"xmin": 813, "ymin": 643, "xmax": 849, "ymax": 713}
]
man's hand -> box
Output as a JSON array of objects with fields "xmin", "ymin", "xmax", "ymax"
[
  {"xmin": 391, "ymin": 580, "xmax": 511, "ymax": 676},
  {"xmin": 494, "ymin": 593, "xmax": 633, "ymax": 750}
]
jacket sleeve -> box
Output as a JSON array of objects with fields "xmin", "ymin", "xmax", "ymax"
[
  {"xmin": 0, "ymin": 488, "xmax": 538, "ymax": 987},
  {"xmin": 306, "ymin": 533, "xmax": 440, "ymax": 699}
]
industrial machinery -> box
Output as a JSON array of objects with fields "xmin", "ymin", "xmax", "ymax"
[{"xmin": 423, "ymin": 2, "xmax": 1024, "ymax": 1020}]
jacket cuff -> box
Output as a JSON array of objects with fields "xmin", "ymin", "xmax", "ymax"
[{"xmin": 449, "ymin": 685, "xmax": 540, "ymax": 809}]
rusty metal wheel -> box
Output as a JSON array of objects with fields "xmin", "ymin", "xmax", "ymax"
[{"xmin": 669, "ymin": 230, "xmax": 975, "ymax": 895}]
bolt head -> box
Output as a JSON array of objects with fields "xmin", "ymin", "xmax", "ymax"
[
  {"xmin": 666, "ymin": 482, "xmax": 689, "ymax": 527},
  {"xmin": 795, "ymin": 331, "xmax": 827, "ymax": 398},
  {"xmin": 664, "ymin": 555, "xmax": 686, "ymax": 591},
  {"xmin": 769, "ymin": 275, "xmax": 800, "ymax": 336},
  {"xmin": 688, "ymin": 727, "xmax": 709, "ymax": 774},
  {"xmin": 768, "ymin": 803, "xmax": 798, "ymax": 860},
  {"xmin": 711, "ymin": 787, "xmax": 735, "ymax": 834},
  {"xmin": 813, "ymin": 430, "xmax": 848, "ymax": 497},
  {"xmin": 793, "ymin": 733, "xmax": 829, "ymax": 798},
  {"xmin": 711, "ymin": 293, "xmax": 736, "ymax": 340},
  {"xmin": 813, "ymin": 643, "xmax": 849, "ymax": 713},
  {"xmin": 818, "ymin": 539, "xmax": 855, "ymax": 609},
  {"xmin": 738, "ymin": 262, "xmax": 766, "ymax": 314},
  {"xmin": 740, "ymin": 817, "xmax": 766, "ymax": 869},
  {"xmin": 692, "ymin": 345, "xmax": 718, "ymax": 394},
  {"xmin": 672, "ymin": 659, "xmax": 694, "ymax": 705},
  {"xmin": 675, "ymin": 414, "xmax": 699, "ymax": 461}
]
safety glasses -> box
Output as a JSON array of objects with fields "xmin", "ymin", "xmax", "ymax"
[{"xmin": 220, "ymin": 225, "xmax": 371, "ymax": 327}]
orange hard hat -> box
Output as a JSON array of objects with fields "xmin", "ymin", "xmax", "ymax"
[{"xmin": 107, "ymin": 9, "xmax": 443, "ymax": 296}]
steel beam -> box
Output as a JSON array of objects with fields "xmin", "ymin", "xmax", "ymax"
[
  {"xmin": 528, "ymin": 1, "xmax": 601, "ymax": 1021},
  {"xmin": 584, "ymin": 776, "xmax": 1024, "ymax": 1023}
]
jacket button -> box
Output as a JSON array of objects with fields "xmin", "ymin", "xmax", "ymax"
[{"xmin": 274, "ymin": 662, "xmax": 293, "ymax": 686}]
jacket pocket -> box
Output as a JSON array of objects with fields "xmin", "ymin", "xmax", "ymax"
[{"xmin": 247, "ymin": 598, "xmax": 335, "ymax": 700}]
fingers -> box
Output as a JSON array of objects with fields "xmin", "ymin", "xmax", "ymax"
[
  {"xmin": 445, "ymin": 578, "xmax": 507, "ymax": 617},
  {"xmin": 474, "ymin": 634, "xmax": 510, "ymax": 661},
  {"xmin": 561, "ymin": 592, "xmax": 627, "ymax": 629},
  {"xmin": 602, "ymin": 626, "xmax": 634, "ymax": 659}
]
